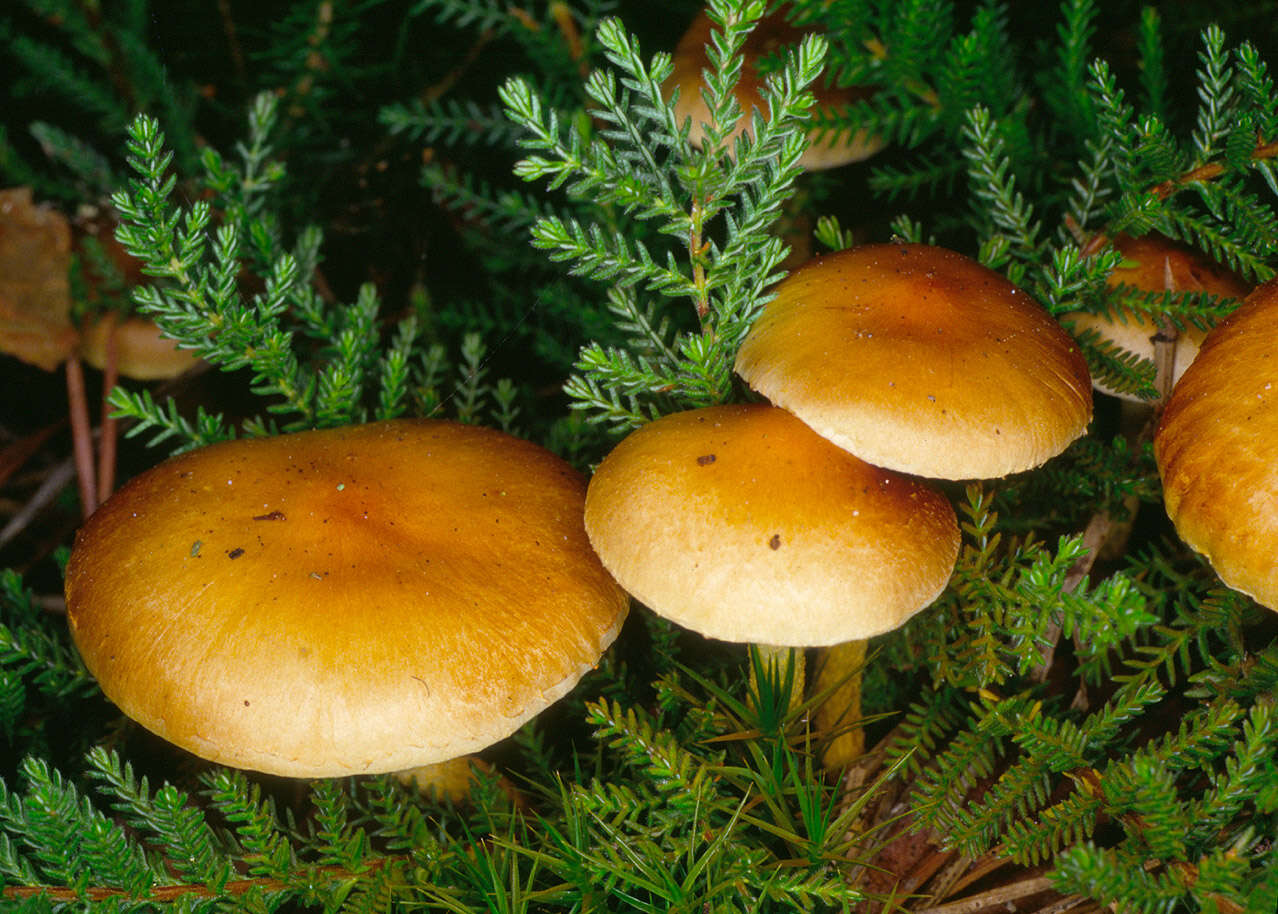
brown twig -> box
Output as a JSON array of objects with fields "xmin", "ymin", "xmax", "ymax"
[
  {"xmin": 1079, "ymin": 138, "xmax": 1278, "ymax": 258},
  {"xmin": 0, "ymin": 456, "xmax": 78, "ymax": 549},
  {"xmin": 1029, "ymin": 508, "xmax": 1112, "ymax": 681},
  {"xmin": 0, "ymin": 421, "xmax": 64, "ymax": 489},
  {"xmin": 422, "ymin": 29, "xmax": 495, "ymax": 104},
  {"xmin": 936, "ymin": 850, "xmax": 1015, "ymax": 899},
  {"xmin": 1, "ymin": 859, "xmax": 394, "ymax": 904},
  {"xmin": 912, "ymin": 875, "xmax": 1056, "ymax": 914},
  {"xmin": 1150, "ymin": 139, "xmax": 1278, "ymax": 201},
  {"xmin": 216, "ymin": 0, "xmax": 247, "ymax": 86},
  {"xmin": 550, "ymin": 1, "xmax": 588, "ymax": 77},
  {"xmin": 64, "ymin": 355, "xmax": 97, "ymax": 518}
]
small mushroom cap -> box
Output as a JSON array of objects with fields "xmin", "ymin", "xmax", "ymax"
[
  {"xmin": 735, "ymin": 244, "xmax": 1093, "ymax": 479},
  {"xmin": 1065, "ymin": 310, "xmax": 1206, "ymax": 402},
  {"xmin": 668, "ymin": 10, "xmax": 882, "ymax": 170},
  {"xmin": 1106, "ymin": 234, "xmax": 1249, "ymax": 303},
  {"xmin": 79, "ymin": 315, "xmax": 202, "ymax": 380},
  {"xmin": 1155, "ymin": 279, "xmax": 1278, "ymax": 611},
  {"xmin": 65, "ymin": 420, "xmax": 629, "ymax": 777},
  {"xmin": 1065, "ymin": 234, "xmax": 1248, "ymax": 402},
  {"xmin": 584, "ymin": 404, "xmax": 958, "ymax": 646}
]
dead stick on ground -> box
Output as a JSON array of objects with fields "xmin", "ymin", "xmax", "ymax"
[{"xmin": 913, "ymin": 875, "xmax": 1056, "ymax": 914}]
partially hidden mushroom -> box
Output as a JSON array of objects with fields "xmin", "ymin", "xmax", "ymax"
[
  {"xmin": 65, "ymin": 419, "xmax": 629, "ymax": 777},
  {"xmin": 668, "ymin": 6, "xmax": 883, "ymax": 170},
  {"xmin": 584, "ymin": 403, "xmax": 959, "ymax": 740},
  {"xmin": 0, "ymin": 187, "xmax": 203, "ymax": 516},
  {"xmin": 1065, "ymin": 233, "xmax": 1249, "ymax": 404},
  {"xmin": 79, "ymin": 313, "xmax": 202, "ymax": 381},
  {"xmin": 1154, "ymin": 278, "xmax": 1278, "ymax": 611}
]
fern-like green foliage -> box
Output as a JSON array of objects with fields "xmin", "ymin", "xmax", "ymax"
[
  {"xmin": 105, "ymin": 92, "xmax": 524, "ymax": 452},
  {"xmin": 0, "ymin": 660, "xmax": 897, "ymax": 911},
  {"xmin": 501, "ymin": 0, "xmax": 825, "ymax": 430},
  {"xmin": 0, "ymin": 0, "xmax": 200, "ymax": 200},
  {"xmin": 1, "ymin": 1, "xmax": 1278, "ymax": 911}
]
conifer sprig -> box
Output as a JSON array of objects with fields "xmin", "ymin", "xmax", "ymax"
[{"xmin": 503, "ymin": 0, "xmax": 824, "ymax": 429}]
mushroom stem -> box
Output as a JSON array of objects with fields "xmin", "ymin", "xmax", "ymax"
[
  {"xmin": 748, "ymin": 643, "xmax": 805, "ymax": 713},
  {"xmin": 813, "ymin": 638, "xmax": 867, "ymax": 768},
  {"xmin": 64, "ymin": 354, "xmax": 97, "ymax": 518},
  {"xmin": 96, "ymin": 316, "xmax": 120, "ymax": 500}
]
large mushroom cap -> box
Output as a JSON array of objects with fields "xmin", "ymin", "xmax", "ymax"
[
  {"xmin": 65, "ymin": 419, "xmax": 629, "ymax": 777},
  {"xmin": 584, "ymin": 404, "xmax": 958, "ymax": 645},
  {"xmin": 1155, "ymin": 279, "xmax": 1278, "ymax": 610},
  {"xmin": 735, "ymin": 244, "xmax": 1093, "ymax": 478},
  {"xmin": 668, "ymin": 9, "xmax": 882, "ymax": 170}
]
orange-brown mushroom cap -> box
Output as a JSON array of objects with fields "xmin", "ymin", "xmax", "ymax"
[
  {"xmin": 1106, "ymin": 234, "xmax": 1249, "ymax": 304},
  {"xmin": 668, "ymin": 9, "xmax": 882, "ymax": 170},
  {"xmin": 1155, "ymin": 279, "xmax": 1278, "ymax": 610},
  {"xmin": 65, "ymin": 420, "xmax": 629, "ymax": 777},
  {"xmin": 584, "ymin": 404, "xmax": 958, "ymax": 645},
  {"xmin": 735, "ymin": 244, "xmax": 1093, "ymax": 479},
  {"xmin": 1065, "ymin": 234, "xmax": 1248, "ymax": 402}
]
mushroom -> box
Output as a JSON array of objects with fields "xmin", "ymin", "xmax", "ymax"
[
  {"xmin": 64, "ymin": 419, "xmax": 629, "ymax": 777},
  {"xmin": 1065, "ymin": 233, "xmax": 1248, "ymax": 404},
  {"xmin": 668, "ymin": 6, "xmax": 882, "ymax": 170},
  {"xmin": 734, "ymin": 243, "xmax": 1093, "ymax": 763},
  {"xmin": 735, "ymin": 243, "xmax": 1093, "ymax": 480},
  {"xmin": 79, "ymin": 313, "xmax": 202, "ymax": 381},
  {"xmin": 0, "ymin": 187, "xmax": 203, "ymax": 517},
  {"xmin": 584, "ymin": 403, "xmax": 959, "ymax": 739},
  {"xmin": 1154, "ymin": 278, "xmax": 1278, "ymax": 611}
]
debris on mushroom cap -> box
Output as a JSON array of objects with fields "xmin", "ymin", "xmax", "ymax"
[
  {"xmin": 584, "ymin": 403, "xmax": 959, "ymax": 646},
  {"xmin": 79, "ymin": 314, "xmax": 203, "ymax": 380},
  {"xmin": 1065, "ymin": 234, "xmax": 1249, "ymax": 402},
  {"xmin": 64, "ymin": 419, "xmax": 629, "ymax": 778},
  {"xmin": 667, "ymin": 8, "xmax": 883, "ymax": 170},
  {"xmin": 735, "ymin": 243, "xmax": 1093, "ymax": 479},
  {"xmin": 1154, "ymin": 278, "xmax": 1278, "ymax": 611}
]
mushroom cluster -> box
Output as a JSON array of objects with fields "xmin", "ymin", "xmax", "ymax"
[
  {"xmin": 586, "ymin": 242, "xmax": 1093, "ymax": 764},
  {"xmin": 65, "ymin": 419, "xmax": 628, "ymax": 778}
]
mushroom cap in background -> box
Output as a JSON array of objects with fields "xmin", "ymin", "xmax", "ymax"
[
  {"xmin": 1065, "ymin": 234, "xmax": 1248, "ymax": 402},
  {"xmin": 584, "ymin": 404, "xmax": 958, "ymax": 645},
  {"xmin": 1105, "ymin": 233, "xmax": 1249, "ymax": 303},
  {"xmin": 65, "ymin": 420, "xmax": 629, "ymax": 777},
  {"xmin": 1066, "ymin": 309, "xmax": 1207, "ymax": 402},
  {"xmin": 0, "ymin": 187, "xmax": 79, "ymax": 371},
  {"xmin": 668, "ymin": 8, "xmax": 882, "ymax": 170},
  {"xmin": 735, "ymin": 244, "xmax": 1093, "ymax": 479},
  {"xmin": 79, "ymin": 314, "xmax": 203, "ymax": 380},
  {"xmin": 1155, "ymin": 279, "xmax": 1278, "ymax": 611}
]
